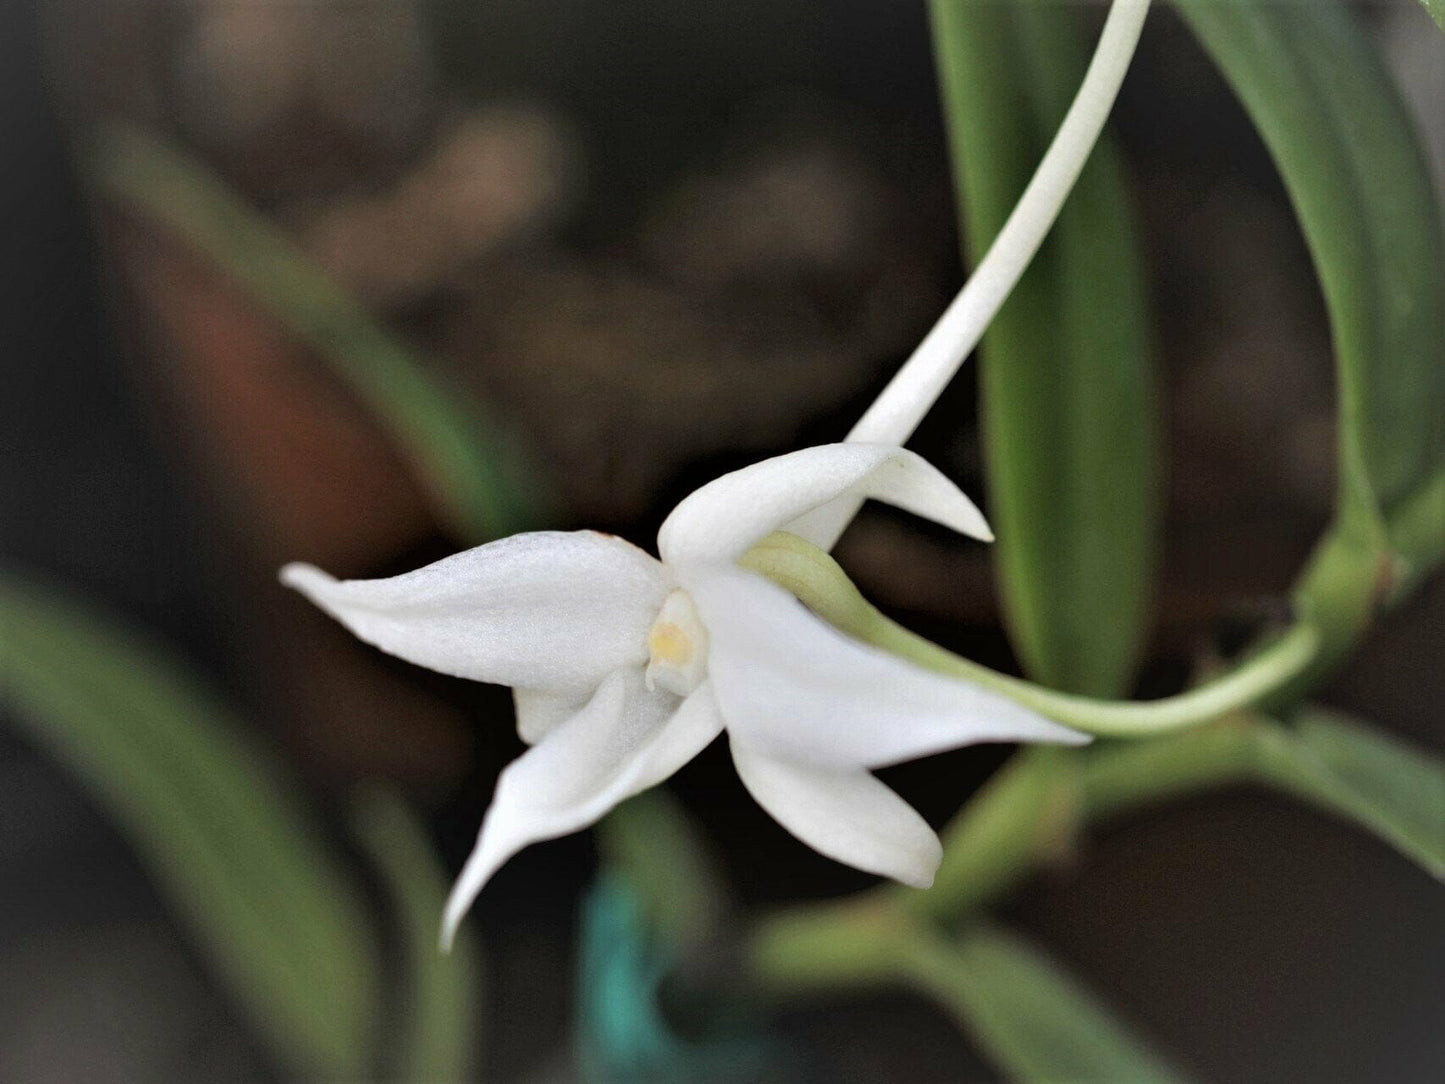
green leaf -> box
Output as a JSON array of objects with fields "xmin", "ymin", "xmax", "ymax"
[
  {"xmin": 86, "ymin": 122, "xmax": 546, "ymax": 543},
  {"xmin": 1421, "ymin": 0, "xmax": 1445, "ymax": 33},
  {"xmin": 1256, "ymin": 709, "xmax": 1445, "ymax": 878},
  {"xmin": 928, "ymin": 0, "xmax": 1161, "ymax": 698},
  {"xmin": 1082, "ymin": 707, "xmax": 1445, "ymax": 880},
  {"xmin": 1388, "ymin": 471, "xmax": 1445, "ymax": 601},
  {"xmin": 352, "ymin": 789, "xmax": 483, "ymax": 1083},
  {"xmin": 904, "ymin": 924, "xmax": 1192, "ymax": 1084},
  {"xmin": 1176, "ymin": 0, "xmax": 1445, "ymax": 659},
  {"xmin": 0, "ymin": 573, "xmax": 379, "ymax": 1078}
]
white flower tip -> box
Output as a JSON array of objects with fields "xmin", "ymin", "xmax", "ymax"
[
  {"xmin": 901, "ymin": 864, "xmax": 938, "ymax": 891},
  {"xmin": 438, "ymin": 880, "xmax": 476, "ymax": 955},
  {"xmin": 1053, "ymin": 724, "xmax": 1093, "ymax": 747},
  {"xmin": 439, "ymin": 822, "xmax": 511, "ymax": 954},
  {"xmin": 990, "ymin": 715, "xmax": 1093, "ymax": 749},
  {"xmin": 905, "ymin": 835, "xmax": 943, "ymax": 889},
  {"xmin": 278, "ymin": 562, "xmax": 332, "ymax": 593},
  {"xmin": 941, "ymin": 491, "xmax": 992, "ymax": 543}
]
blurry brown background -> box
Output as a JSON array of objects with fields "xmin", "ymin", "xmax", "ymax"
[{"xmin": 3, "ymin": 1, "xmax": 1442, "ymax": 1081}]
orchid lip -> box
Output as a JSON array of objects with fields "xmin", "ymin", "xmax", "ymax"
[{"xmin": 644, "ymin": 588, "xmax": 709, "ymax": 697}]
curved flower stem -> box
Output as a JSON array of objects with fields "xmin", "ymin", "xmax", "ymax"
[
  {"xmin": 884, "ymin": 619, "xmax": 1317, "ymax": 739},
  {"xmin": 911, "ymin": 724, "xmax": 1275, "ymax": 923},
  {"xmin": 795, "ymin": 0, "xmax": 1153, "ymax": 548},
  {"xmin": 743, "ymin": 532, "xmax": 1319, "ymax": 738},
  {"xmin": 850, "ymin": 0, "xmax": 1151, "ymax": 446}
]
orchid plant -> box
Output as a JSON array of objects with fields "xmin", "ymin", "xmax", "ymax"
[
  {"xmin": 6, "ymin": 0, "xmax": 1440, "ymax": 1080},
  {"xmin": 284, "ymin": 0, "xmax": 1155, "ymax": 946}
]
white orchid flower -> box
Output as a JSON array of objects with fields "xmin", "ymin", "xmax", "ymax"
[
  {"xmin": 281, "ymin": 0, "xmax": 1151, "ymax": 948},
  {"xmin": 283, "ymin": 443, "xmax": 1085, "ymax": 946}
]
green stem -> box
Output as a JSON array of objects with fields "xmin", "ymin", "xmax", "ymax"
[
  {"xmin": 351, "ymin": 790, "xmax": 480, "ymax": 1083},
  {"xmin": 1078, "ymin": 720, "xmax": 1264, "ymax": 820},
  {"xmin": 1385, "ymin": 470, "xmax": 1445, "ymax": 599},
  {"xmin": 749, "ymin": 895, "xmax": 919, "ymax": 999},
  {"xmin": 911, "ymin": 722, "xmax": 1267, "ymax": 922},
  {"xmin": 743, "ymin": 525, "xmax": 1437, "ymax": 992},
  {"xmin": 912, "ymin": 746, "xmax": 1080, "ymax": 921},
  {"xmin": 743, "ymin": 533, "xmax": 1319, "ymax": 739},
  {"xmin": 881, "ymin": 619, "xmax": 1317, "ymax": 740},
  {"xmin": 747, "ymin": 719, "xmax": 1271, "ymax": 994}
]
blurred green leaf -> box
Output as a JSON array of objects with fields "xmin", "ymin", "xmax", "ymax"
[
  {"xmin": 905, "ymin": 923, "xmax": 1191, "ymax": 1084},
  {"xmin": 87, "ymin": 122, "xmax": 546, "ymax": 543},
  {"xmin": 1421, "ymin": 1, "xmax": 1444, "ymax": 32},
  {"xmin": 1388, "ymin": 471, "xmax": 1445, "ymax": 601},
  {"xmin": 1081, "ymin": 708, "xmax": 1445, "ymax": 878},
  {"xmin": 1256, "ymin": 709, "xmax": 1445, "ymax": 879},
  {"xmin": 352, "ymin": 789, "xmax": 483, "ymax": 1082},
  {"xmin": 1177, "ymin": 0, "xmax": 1445, "ymax": 662},
  {"xmin": 1083, "ymin": 706, "xmax": 1445, "ymax": 879},
  {"xmin": 928, "ymin": 0, "xmax": 1160, "ymax": 698},
  {"xmin": 599, "ymin": 789, "xmax": 728, "ymax": 956},
  {"xmin": 0, "ymin": 573, "xmax": 378, "ymax": 1078}
]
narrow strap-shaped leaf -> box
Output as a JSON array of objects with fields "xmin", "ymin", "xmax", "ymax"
[
  {"xmin": 87, "ymin": 122, "xmax": 546, "ymax": 542},
  {"xmin": 1176, "ymin": 0, "xmax": 1445, "ymax": 643},
  {"xmin": 1082, "ymin": 706, "xmax": 1444, "ymax": 879},
  {"xmin": 1277, "ymin": 5, "xmax": 1445, "ymax": 578},
  {"xmin": 929, "ymin": 0, "xmax": 1160, "ymax": 697},
  {"xmin": 903, "ymin": 923, "xmax": 1192, "ymax": 1084},
  {"xmin": 0, "ymin": 573, "xmax": 379, "ymax": 1078},
  {"xmin": 1255, "ymin": 708, "xmax": 1445, "ymax": 879},
  {"xmin": 1080, "ymin": 706, "xmax": 1444, "ymax": 879},
  {"xmin": 352, "ymin": 789, "xmax": 483, "ymax": 1083}
]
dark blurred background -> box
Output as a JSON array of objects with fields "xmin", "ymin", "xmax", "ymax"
[{"xmin": 2, "ymin": 1, "xmax": 1442, "ymax": 1081}]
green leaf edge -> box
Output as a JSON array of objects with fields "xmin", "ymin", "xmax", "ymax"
[
  {"xmin": 0, "ymin": 572, "xmax": 379, "ymax": 1078},
  {"xmin": 903, "ymin": 923, "xmax": 1194, "ymax": 1084},
  {"xmin": 1176, "ymin": 0, "xmax": 1445, "ymax": 668},
  {"xmin": 928, "ymin": 0, "xmax": 1161, "ymax": 698},
  {"xmin": 352, "ymin": 788, "xmax": 483, "ymax": 1083},
  {"xmin": 1257, "ymin": 708, "xmax": 1445, "ymax": 879}
]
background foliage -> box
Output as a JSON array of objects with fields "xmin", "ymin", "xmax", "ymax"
[{"xmin": 3, "ymin": 0, "xmax": 1441, "ymax": 1080}]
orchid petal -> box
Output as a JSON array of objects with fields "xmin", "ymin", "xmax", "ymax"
[
  {"xmin": 441, "ymin": 673, "xmax": 723, "ymax": 948},
  {"xmin": 513, "ymin": 687, "xmax": 589, "ymax": 745},
  {"xmin": 730, "ymin": 740, "xmax": 941, "ymax": 888},
  {"xmin": 657, "ymin": 443, "xmax": 991, "ymax": 566},
  {"xmin": 281, "ymin": 531, "xmax": 668, "ymax": 694},
  {"xmin": 693, "ymin": 567, "xmax": 1088, "ymax": 769}
]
